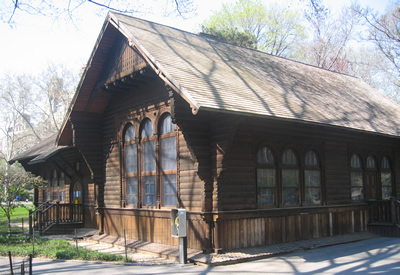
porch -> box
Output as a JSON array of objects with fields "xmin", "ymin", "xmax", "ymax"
[
  {"xmin": 29, "ymin": 202, "xmax": 84, "ymax": 235},
  {"xmin": 368, "ymin": 198, "xmax": 400, "ymax": 237}
]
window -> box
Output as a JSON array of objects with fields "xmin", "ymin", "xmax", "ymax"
[
  {"xmin": 160, "ymin": 114, "xmax": 177, "ymax": 206},
  {"xmin": 366, "ymin": 155, "xmax": 378, "ymax": 199},
  {"xmin": 282, "ymin": 149, "xmax": 299, "ymax": 205},
  {"xmin": 124, "ymin": 124, "xmax": 138, "ymax": 206},
  {"xmin": 51, "ymin": 170, "xmax": 58, "ymax": 201},
  {"xmin": 59, "ymin": 172, "xmax": 65, "ymax": 202},
  {"xmin": 304, "ymin": 151, "xmax": 321, "ymax": 205},
  {"xmin": 141, "ymin": 119, "xmax": 156, "ymax": 206},
  {"xmin": 256, "ymin": 146, "xmax": 276, "ymax": 206},
  {"xmin": 350, "ymin": 154, "xmax": 363, "ymax": 202},
  {"xmin": 381, "ymin": 156, "xmax": 392, "ymax": 200},
  {"xmin": 44, "ymin": 171, "xmax": 51, "ymax": 202}
]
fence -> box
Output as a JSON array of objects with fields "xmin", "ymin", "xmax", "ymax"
[
  {"xmin": 368, "ymin": 198, "xmax": 400, "ymax": 225},
  {"xmin": 6, "ymin": 252, "xmax": 32, "ymax": 275}
]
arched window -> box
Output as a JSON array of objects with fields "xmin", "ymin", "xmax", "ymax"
[
  {"xmin": 59, "ymin": 172, "xmax": 65, "ymax": 202},
  {"xmin": 256, "ymin": 146, "xmax": 276, "ymax": 206},
  {"xmin": 381, "ymin": 156, "xmax": 392, "ymax": 200},
  {"xmin": 51, "ymin": 170, "xmax": 58, "ymax": 201},
  {"xmin": 367, "ymin": 156, "xmax": 377, "ymax": 169},
  {"xmin": 160, "ymin": 114, "xmax": 177, "ymax": 206},
  {"xmin": 350, "ymin": 154, "xmax": 363, "ymax": 202},
  {"xmin": 366, "ymin": 155, "xmax": 378, "ymax": 199},
  {"xmin": 141, "ymin": 119, "xmax": 156, "ymax": 206},
  {"xmin": 282, "ymin": 149, "xmax": 299, "ymax": 205},
  {"xmin": 124, "ymin": 124, "xmax": 138, "ymax": 206},
  {"xmin": 304, "ymin": 151, "xmax": 321, "ymax": 205}
]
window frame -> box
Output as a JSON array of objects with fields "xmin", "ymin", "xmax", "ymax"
[
  {"xmin": 256, "ymin": 146, "xmax": 277, "ymax": 208},
  {"xmin": 381, "ymin": 156, "xmax": 392, "ymax": 200},
  {"xmin": 350, "ymin": 154, "xmax": 364, "ymax": 202},
  {"xmin": 304, "ymin": 150, "xmax": 321, "ymax": 206},
  {"xmin": 123, "ymin": 123, "xmax": 139, "ymax": 207},
  {"xmin": 281, "ymin": 148, "xmax": 300, "ymax": 206},
  {"xmin": 159, "ymin": 114, "xmax": 178, "ymax": 207},
  {"xmin": 140, "ymin": 118, "xmax": 157, "ymax": 207},
  {"xmin": 51, "ymin": 169, "xmax": 58, "ymax": 201}
]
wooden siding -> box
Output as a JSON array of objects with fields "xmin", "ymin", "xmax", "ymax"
[
  {"xmin": 214, "ymin": 205, "xmax": 368, "ymax": 250},
  {"xmin": 217, "ymin": 116, "xmax": 399, "ymax": 211},
  {"xmin": 102, "ymin": 209, "xmax": 209, "ymax": 250}
]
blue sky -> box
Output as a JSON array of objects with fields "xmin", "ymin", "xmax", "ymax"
[{"xmin": 0, "ymin": 0, "xmax": 391, "ymax": 76}]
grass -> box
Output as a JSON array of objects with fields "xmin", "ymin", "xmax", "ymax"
[
  {"xmin": 0, "ymin": 204, "xmax": 32, "ymax": 234},
  {"xmin": 0, "ymin": 235, "xmax": 124, "ymax": 261},
  {"xmin": 0, "ymin": 205, "xmax": 126, "ymax": 262}
]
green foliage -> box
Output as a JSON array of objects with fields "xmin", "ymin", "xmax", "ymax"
[
  {"xmin": 201, "ymin": 0, "xmax": 305, "ymax": 57},
  {"xmin": 0, "ymin": 237, "xmax": 125, "ymax": 262},
  {"xmin": 0, "ymin": 163, "xmax": 46, "ymax": 232},
  {"xmin": 201, "ymin": 26, "xmax": 256, "ymax": 48}
]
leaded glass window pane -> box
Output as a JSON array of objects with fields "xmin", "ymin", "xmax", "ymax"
[
  {"xmin": 142, "ymin": 140, "xmax": 156, "ymax": 172},
  {"xmin": 305, "ymin": 151, "xmax": 318, "ymax": 166},
  {"xmin": 126, "ymin": 177, "xmax": 138, "ymax": 205},
  {"xmin": 283, "ymin": 149, "xmax": 297, "ymax": 165},
  {"xmin": 160, "ymin": 114, "xmax": 174, "ymax": 134},
  {"xmin": 125, "ymin": 144, "xmax": 137, "ymax": 174},
  {"xmin": 367, "ymin": 156, "xmax": 376, "ymax": 169},
  {"xmin": 381, "ymin": 171, "xmax": 392, "ymax": 199},
  {"xmin": 52, "ymin": 170, "xmax": 58, "ymax": 201},
  {"xmin": 125, "ymin": 124, "xmax": 135, "ymax": 141},
  {"xmin": 161, "ymin": 137, "xmax": 176, "ymax": 170},
  {"xmin": 162, "ymin": 174, "xmax": 177, "ymax": 206},
  {"xmin": 257, "ymin": 169, "xmax": 275, "ymax": 205},
  {"xmin": 59, "ymin": 172, "xmax": 65, "ymax": 202},
  {"xmin": 257, "ymin": 147, "xmax": 274, "ymax": 164},
  {"xmin": 143, "ymin": 176, "xmax": 156, "ymax": 206},
  {"xmin": 282, "ymin": 169, "xmax": 299, "ymax": 204},
  {"xmin": 141, "ymin": 119, "xmax": 153, "ymax": 138},
  {"xmin": 351, "ymin": 155, "xmax": 361, "ymax": 168}
]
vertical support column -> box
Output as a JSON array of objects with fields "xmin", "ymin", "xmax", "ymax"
[
  {"xmin": 329, "ymin": 213, "xmax": 333, "ymax": 236},
  {"xmin": 351, "ymin": 211, "xmax": 355, "ymax": 233},
  {"xmin": 56, "ymin": 201, "xmax": 60, "ymax": 225},
  {"xmin": 29, "ymin": 210, "xmax": 33, "ymax": 236},
  {"xmin": 179, "ymin": 237, "xmax": 187, "ymax": 264}
]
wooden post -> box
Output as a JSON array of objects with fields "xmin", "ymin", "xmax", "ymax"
[
  {"xmin": 390, "ymin": 198, "xmax": 396, "ymax": 225},
  {"xmin": 8, "ymin": 251, "xmax": 14, "ymax": 275},
  {"xmin": 29, "ymin": 210, "xmax": 32, "ymax": 236},
  {"xmin": 56, "ymin": 202, "xmax": 60, "ymax": 225}
]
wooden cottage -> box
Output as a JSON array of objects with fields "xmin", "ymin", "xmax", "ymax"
[{"xmin": 14, "ymin": 12, "xmax": 400, "ymax": 251}]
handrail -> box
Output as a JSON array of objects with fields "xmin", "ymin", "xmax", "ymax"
[
  {"xmin": 29, "ymin": 202, "xmax": 84, "ymax": 235},
  {"xmin": 30, "ymin": 202, "xmax": 49, "ymax": 216},
  {"xmin": 368, "ymin": 198, "xmax": 399, "ymax": 225}
]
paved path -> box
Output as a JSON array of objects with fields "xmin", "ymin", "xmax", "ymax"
[{"xmin": 1, "ymin": 237, "xmax": 399, "ymax": 274}]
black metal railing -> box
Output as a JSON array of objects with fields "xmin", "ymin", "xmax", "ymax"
[{"xmin": 29, "ymin": 202, "xmax": 83, "ymax": 235}]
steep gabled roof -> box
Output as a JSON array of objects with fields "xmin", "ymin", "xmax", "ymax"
[
  {"xmin": 10, "ymin": 134, "xmax": 68, "ymax": 165},
  {"xmin": 59, "ymin": 12, "xmax": 400, "ymax": 144}
]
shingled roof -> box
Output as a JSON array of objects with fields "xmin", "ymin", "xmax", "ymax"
[
  {"xmin": 59, "ymin": 12, "xmax": 400, "ymax": 143},
  {"xmin": 10, "ymin": 134, "xmax": 67, "ymax": 165}
]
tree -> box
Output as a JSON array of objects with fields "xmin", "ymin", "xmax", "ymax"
[
  {"xmin": 201, "ymin": 26, "xmax": 256, "ymax": 48},
  {"xmin": 201, "ymin": 0, "xmax": 305, "ymax": 57},
  {"xmin": 0, "ymin": 73, "xmax": 41, "ymax": 162},
  {"xmin": 354, "ymin": 2, "xmax": 400, "ymax": 87},
  {"xmin": 0, "ymin": 163, "xmax": 46, "ymax": 233},
  {"xmin": 0, "ymin": 65, "xmax": 77, "ymax": 162},
  {"xmin": 2, "ymin": 0, "xmax": 196, "ymax": 24},
  {"xmin": 302, "ymin": 0, "xmax": 359, "ymax": 73}
]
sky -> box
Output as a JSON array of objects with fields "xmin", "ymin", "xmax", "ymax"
[{"xmin": 0, "ymin": 0, "xmax": 391, "ymax": 77}]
